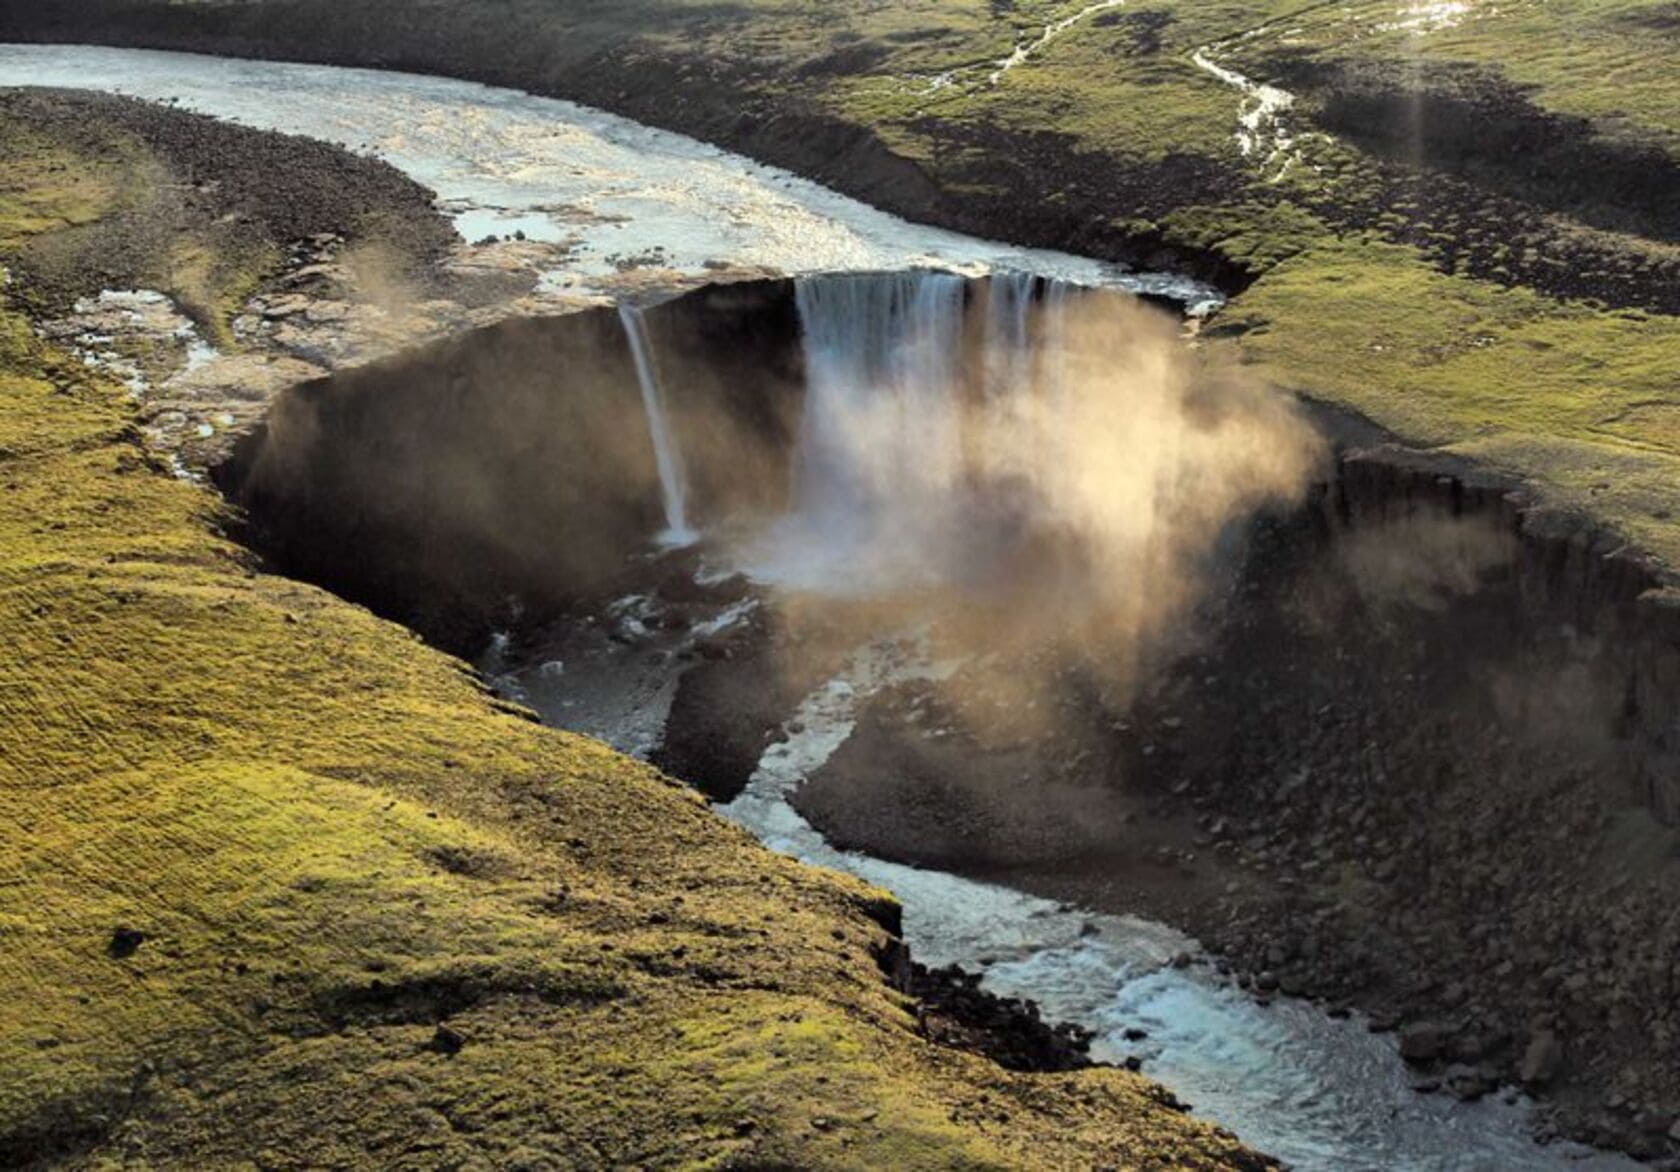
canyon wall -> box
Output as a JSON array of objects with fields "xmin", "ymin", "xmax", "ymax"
[{"xmin": 218, "ymin": 280, "xmax": 802, "ymax": 648}]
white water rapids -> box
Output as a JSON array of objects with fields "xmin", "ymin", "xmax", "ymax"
[{"xmin": 0, "ymin": 43, "xmax": 1644, "ymax": 1171}]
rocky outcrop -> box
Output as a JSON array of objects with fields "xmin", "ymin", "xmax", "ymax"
[{"xmin": 1334, "ymin": 445, "xmax": 1680, "ymax": 825}]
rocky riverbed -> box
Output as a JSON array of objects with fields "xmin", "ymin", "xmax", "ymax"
[
  {"xmin": 788, "ymin": 466, "xmax": 1680, "ymax": 1163},
  {"xmin": 483, "ymin": 518, "xmax": 1651, "ymax": 1170}
]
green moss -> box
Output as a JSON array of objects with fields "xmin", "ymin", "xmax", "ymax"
[
  {"xmin": 0, "ymin": 125, "xmax": 120, "ymax": 250},
  {"xmin": 1163, "ymin": 201, "xmax": 1330, "ymax": 270},
  {"xmin": 1259, "ymin": 0, "xmax": 1680, "ymax": 153},
  {"xmin": 1226, "ymin": 236, "xmax": 1680, "ymax": 560}
]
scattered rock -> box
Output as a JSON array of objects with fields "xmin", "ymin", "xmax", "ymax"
[
  {"xmin": 428, "ymin": 1024, "xmax": 466, "ymax": 1055},
  {"xmin": 1398, "ymin": 1021, "xmax": 1448, "ymax": 1063},
  {"xmin": 1443, "ymin": 1064, "xmax": 1495, "ymax": 1101},
  {"xmin": 108, "ymin": 926, "xmax": 146, "ymax": 960},
  {"xmin": 910, "ymin": 962, "xmax": 1092, "ymax": 1072},
  {"xmin": 1519, "ymin": 1029, "xmax": 1562, "ymax": 1087}
]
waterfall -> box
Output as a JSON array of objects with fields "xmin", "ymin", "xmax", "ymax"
[
  {"xmin": 984, "ymin": 270, "xmax": 1038, "ymax": 399},
  {"xmin": 790, "ymin": 271, "xmax": 968, "ymax": 535},
  {"xmin": 751, "ymin": 268, "xmax": 1095, "ymax": 590},
  {"xmin": 618, "ymin": 303, "xmax": 697, "ymax": 547},
  {"xmin": 1038, "ymin": 278, "xmax": 1078, "ymax": 402},
  {"xmin": 983, "ymin": 271, "xmax": 1083, "ymax": 401}
]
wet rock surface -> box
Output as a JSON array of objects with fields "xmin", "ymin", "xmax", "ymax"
[{"xmin": 908, "ymin": 962, "xmax": 1095, "ymax": 1073}]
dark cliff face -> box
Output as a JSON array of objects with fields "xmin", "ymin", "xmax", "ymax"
[
  {"xmin": 215, "ymin": 280, "xmax": 803, "ymax": 652},
  {"xmin": 222, "ymin": 276, "xmax": 1680, "ymax": 823},
  {"xmin": 1332, "ymin": 448, "xmax": 1680, "ymax": 824}
]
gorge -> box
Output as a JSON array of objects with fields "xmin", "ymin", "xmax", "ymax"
[{"xmin": 219, "ymin": 266, "xmax": 1671, "ymax": 1170}]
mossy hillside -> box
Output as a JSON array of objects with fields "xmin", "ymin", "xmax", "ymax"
[
  {"xmin": 1223, "ymin": 0, "xmax": 1680, "ymax": 155},
  {"xmin": 0, "ymin": 110, "xmax": 1264, "ymax": 1169},
  {"xmin": 1223, "ymin": 236, "xmax": 1680, "ymax": 565},
  {"xmin": 0, "ymin": 124, "xmax": 120, "ymax": 251},
  {"xmin": 0, "ymin": 327, "xmax": 1263, "ymax": 1169}
]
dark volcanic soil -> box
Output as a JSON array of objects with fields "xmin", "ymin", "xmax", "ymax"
[
  {"xmin": 907, "ymin": 960, "xmax": 1101, "ymax": 1075},
  {"xmin": 0, "ymin": 86, "xmax": 452, "ymax": 316}
]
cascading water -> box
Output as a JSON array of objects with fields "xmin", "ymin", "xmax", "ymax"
[
  {"xmin": 1039, "ymin": 277, "xmax": 1077, "ymax": 402},
  {"xmin": 984, "ymin": 270, "xmax": 1038, "ymax": 399},
  {"xmin": 619, "ymin": 303, "xmax": 697, "ymax": 546},
  {"xmin": 792, "ymin": 271, "xmax": 968, "ymax": 515},
  {"xmin": 757, "ymin": 269, "xmax": 1084, "ymax": 589},
  {"xmin": 753, "ymin": 272, "xmax": 969, "ymax": 587}
]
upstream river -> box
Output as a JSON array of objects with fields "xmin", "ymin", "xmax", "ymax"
[
  {"xmin": 0, "ymin": 43, "xmax": 1217, "ymax": 306},
  {"xmin": 0, "ymin": 42, "xmax": 1645, "ymax": 1172}
]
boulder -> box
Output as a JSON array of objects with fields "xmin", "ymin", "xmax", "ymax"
[
  {"xmin": 1519, "ymin": 1029, "xmax": 1563, "ymax": 1086},
  {"xmin": 1398, "ymin": 1021, "xmax": 1448, "ymax": 1063}
]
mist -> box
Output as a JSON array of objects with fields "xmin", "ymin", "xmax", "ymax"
[{"xmin": 740, "ymin": 278, "xmax": 1328, "ymax": 712}]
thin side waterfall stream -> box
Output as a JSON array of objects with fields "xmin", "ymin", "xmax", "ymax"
[{"xmin": 618, "ymin": 304, "xmax": 696, "ymax": 546}]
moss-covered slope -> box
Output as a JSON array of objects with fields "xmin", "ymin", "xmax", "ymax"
[{"xmin": 0, "ymin": 91, "xmax": 1266, "ymax": 1170}]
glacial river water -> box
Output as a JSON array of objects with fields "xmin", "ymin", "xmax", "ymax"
[
  {"xmin": 0, "ymin": 43, "xmax": 1218, "ymax": 305},
  {"xmin": 0, "ymin": 42, "xmax": 1646, "ymax": 1171}
]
